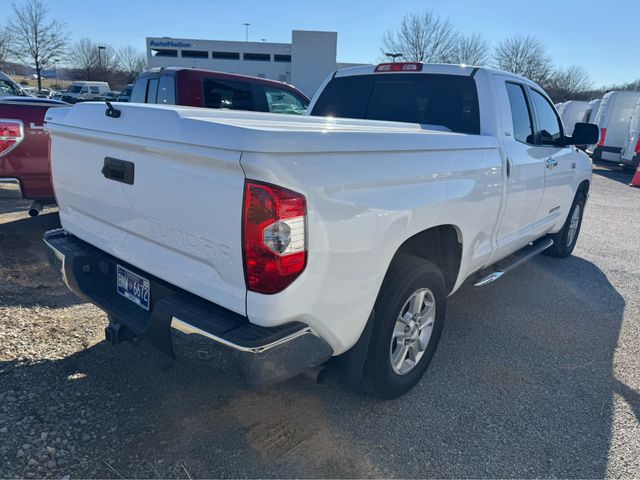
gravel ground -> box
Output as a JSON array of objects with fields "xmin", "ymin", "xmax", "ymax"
[{"xmin": 0, "ymin": 164, "xmax": 639, "ymax": 479}]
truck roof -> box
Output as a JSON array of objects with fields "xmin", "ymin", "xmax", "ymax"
[
  {"xmin": 139, "ymin": 67, "xmax": 309, "ymax": 100},
  {"xmin": 334, "ymin": 63, "xmax": 540, "ymax": 88}
]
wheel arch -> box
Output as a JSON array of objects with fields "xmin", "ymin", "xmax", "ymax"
[{"xmin": 392, "ymin": 224, "xmax": 463, "ymax": 294}]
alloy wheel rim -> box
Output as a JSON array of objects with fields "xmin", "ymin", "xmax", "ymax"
[
  {"xmin": 389, "ymin": 288, "xmax": 436, "ymax": 375},
  {"xmin": 567, "ymin": 204, "xmax": 581, "ymax": 247}
]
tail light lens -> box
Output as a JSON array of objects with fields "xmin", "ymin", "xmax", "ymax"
[
  {"xmin": 0, "ymin": 120, "xmax": 24, "ymax": 157},
  {"xmin": 635, "ymin": 137, "xmax": 640, "ymax": 154},
  {"xmin": 243, "ymin": 180, "xmax": 307, "ymax": 294},
  {"xmin": 597, "ymin": 127, "xmax": 607, "ymax": 147}
]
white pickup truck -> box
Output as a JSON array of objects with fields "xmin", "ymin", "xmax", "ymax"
[{"xmin": 43, "ymin": 63, "xmax": 598, "ymax": 398}]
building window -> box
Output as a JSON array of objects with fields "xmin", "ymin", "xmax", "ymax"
[
  {"xmin": 181, "ymin": 50, "xmax": 208, "ymax": 59},
  {"xmin": 211, "ymin": 51, "xmax": 240, "ymax": 60},
  {"xmin": 274, "ymin": 54, "xmax": 291, "ymax": 63},
  {"xmin": 151, "ymin": 49, "xmax": 178, "ymax": 57},
  {"xmin": 244, "ymin": 53, "xmax": 270, "ymax": 61}
]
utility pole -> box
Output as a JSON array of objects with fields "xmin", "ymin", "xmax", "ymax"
[
  {"xmin": 385, "ymin": 52, "xmax": 403, "ymax": 62},
  {"xmin": 243, "ymin": 23, "xmax": 250, "ymax": 42},
  {"xmin": 97, "ymin": 45, "xmax": 106, "ymax": 79}
]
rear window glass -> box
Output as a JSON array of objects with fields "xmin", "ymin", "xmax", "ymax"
[
  {"xmin": 311, "ymin": 73, "xmax": 480, "ymax": 135},
  {"xmin": 203, "ymin": 78, "xmax": 254, "ymax": 111}
]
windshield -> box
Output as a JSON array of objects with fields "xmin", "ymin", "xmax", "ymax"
[
  {"xmin": 0, "ymin": 79, "xmax": 22, "ymax": 96},
  {"xmin": 311, "ymin": 73, "xmax": 481, "ymax": 134},
  {"xmin": 66, "ymin": 86, "xmax": 83, "ymax": 93}
]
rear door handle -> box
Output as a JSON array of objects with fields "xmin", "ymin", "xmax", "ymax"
[
  {"xmin": 102, "ymin": 157, "xmax": 134, "ymax": 185},
  {"xmin": 545, "ymin": 157, "xmax": 558, "ymax": 169}
]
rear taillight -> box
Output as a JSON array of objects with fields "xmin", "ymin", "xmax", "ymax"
[
  {"xmin": 597, "ymin": 127, "xmax": 607, "ymax": 147},
  {"xmin": 243, "ymin": 180, "xmax": 307, "ymax": 294},
  {"xmin": 635, "ymin": 137, "xmax": 640, "ymax": 154},
  {"xmin": 0, "ymin": 120, "xmax": 24, "ymax": 157},
  {"xmin": 375, "ymin": 62, "xmax": 423, "ymax": 72}
]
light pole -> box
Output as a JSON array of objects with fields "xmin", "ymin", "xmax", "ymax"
[
  {"xmin": 97, "ymin": 45, "xmax": 106, "ymax": 79},
  {"xmin": 243, "ymin": 23, "xmax": 250, "ymax": 42},
  {"xmin": 385, "ymin": 52, "xmax": 403, "ymax": 62}
]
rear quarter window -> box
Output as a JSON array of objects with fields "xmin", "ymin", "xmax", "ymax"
[{"xmin": 311, "ymin": 73, "xmax": 480, "ymax": 134}]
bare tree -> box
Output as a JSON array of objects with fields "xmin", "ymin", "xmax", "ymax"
[
  {"xmin": 7, "ymin": 0, "xmax": 68, "ymax": 90},
  {"xmin": 117, "ymin": 46, "xmax": 147, "ymax": 83},
  {"xmin": 68, "ymin": 38, "xmax": 118, "ymax": 81},
  {"xmin": 382, "ymin": 11, "xmax": 458, "ymax": 63},
  {"xmin": 68, "ymin": 38, "xmax": 98, "ymax": 80},
  {"xmin": 452, "ymin": 32, "xmax": 490, "ymax": 66},
  {"xmin": 546, "ymin": 66, "xmax": 593, "ymax": 101},
  {"xmin": 493, "ymin": 35, "xmax": 552, "ymax": 85},
  {"xmin": 0, "ymin": 27, "xmax": 11, "ymax": 71}
]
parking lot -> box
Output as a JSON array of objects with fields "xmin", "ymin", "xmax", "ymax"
[{"xmin": 0, "ymin": 164, "xmax": 638, "ymax": 479}]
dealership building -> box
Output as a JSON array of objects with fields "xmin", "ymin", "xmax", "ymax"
[{"xmin": 146, "ymin": 30, "xmax": 364, "ymax": 97}]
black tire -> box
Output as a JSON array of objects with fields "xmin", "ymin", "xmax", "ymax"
[
  {"xmin": 361, "ymin": 255, "xmax": 447, "ymax": 399},
  {"xmin": 545, "ymin": 190, "xmax": 587, "ymax": 258}
]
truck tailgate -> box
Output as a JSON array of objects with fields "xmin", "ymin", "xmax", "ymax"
[{"xmin": 45, "ymin": 104, "xmax": 247, "ymax": 315}]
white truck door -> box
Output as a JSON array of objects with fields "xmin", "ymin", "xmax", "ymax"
[
  {"xmin": 493, "ymin": 76, "xmax": 546, "ymax": 251},
  {"xmin": 526, "ymin": 87, "xmax": 578, "ymax": 234}
]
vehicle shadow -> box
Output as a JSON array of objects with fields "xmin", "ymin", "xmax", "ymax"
[
  {"xmin": 0, "ymin": 211, "xmax": 79, "ymax": 308},
  {"xmin": 0, "ymin": 253, "xmax": 628, "ymax": 478},
  {"xmin": 593, "ymin": 162, "xmax": 635, "ymax": 185}
]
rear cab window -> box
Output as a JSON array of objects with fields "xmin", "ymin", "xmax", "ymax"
[{"xmin": 311, "ymin": 73, "xmax": 480, "ymax": 134}]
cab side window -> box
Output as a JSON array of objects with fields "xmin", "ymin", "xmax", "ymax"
[
  {"xmin": 157, "ymin": 76, "xmax": 176, "ymax": 104},
  {"xmin": 530, "ymin": 89, "xmax": 563, "ymax": 146},
  {"xmin": 202, "ymin": 78, "xmax": 254, "ymax": 111},
  {"xmin": 262, "ymin": 87, "xmax": 308, "ymax": 115},
  {"xmin": 130, "ymin": 79, "xmax": 147, "ymax": 103},
  {"xmin": 505, "ymin": 82, "xmax": 534, "ymax": 144},
  {"xmin": 146, "ymin": 78, "xmax": 159, "ymax": 103}
]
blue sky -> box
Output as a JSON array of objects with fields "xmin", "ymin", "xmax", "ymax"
[{"xmin": 37, "ymin": 0, "xmax": 638, "ymax": 87}]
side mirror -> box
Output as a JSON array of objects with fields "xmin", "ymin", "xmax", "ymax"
[{"xmin": 567, "ymin": 122, "xmax": 599, "ymax": 146}]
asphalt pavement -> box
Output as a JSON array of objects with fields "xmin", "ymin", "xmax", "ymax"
[{"xmin": 0, "ymin": 163, "xmax": 638, "ymax": 478}]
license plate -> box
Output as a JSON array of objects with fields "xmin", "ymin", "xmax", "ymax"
[{"xmin": 116, "ymin": 265, "xmax": 150, "ymax": 311}]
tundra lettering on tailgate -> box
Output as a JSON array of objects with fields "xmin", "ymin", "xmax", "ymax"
[{"xmin": 145, "ymin": 219, "xmax": 233, "ymax": 263}]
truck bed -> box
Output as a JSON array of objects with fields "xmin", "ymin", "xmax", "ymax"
[{"xmin": 45, "ymin": 102, "xmax": 500, "ymax": 321}]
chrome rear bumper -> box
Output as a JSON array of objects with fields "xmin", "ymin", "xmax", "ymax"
[
  {"xmin": 0, "ymin": 178, "xmax": 23, "ymax": 199},
  {"xmin": 43, "ymin": 228, "xmax": 333, "ymax": 386}
]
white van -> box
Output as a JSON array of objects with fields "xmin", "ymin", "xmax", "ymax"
[
  {"xmin": 559, "ymin": 100, "xmax": 590, "ymax": 136},
  {"xmin": 61, "ymin": 81, "xmax": 110, "ymax": 104},
  {"xmin": 583, "ymin": 99, "xmax": 601, "ymax": 124},
  {"xmin": 591, "ymin": 91, "xmax": 640, "ymax": 162},
  {"xmin": 620, "ymin": 100, "xmax": 640, "ymax": 169}
]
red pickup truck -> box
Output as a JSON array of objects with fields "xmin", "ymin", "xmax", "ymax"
[
  {"xmin": 129, "ymin": 67, "xmax": 310, "ymax": 113},
  {"xmin": 0, "ymin": 97, "xmax": 68, "ymax": 215},
  {"xmin": 1, "ymin": 69, "xmax": 310, "ymax": 216}
]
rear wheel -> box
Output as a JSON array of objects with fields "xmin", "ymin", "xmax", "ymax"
[
  {"xmin": 545, "ymin": 190, "xmax": 586, "ymax": 258},
  {"xmin": 361, "ymin": 255, "xmax": 446, "ymax": 399}
]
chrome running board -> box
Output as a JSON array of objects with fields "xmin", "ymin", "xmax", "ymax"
[{"xmin": 474, "ymin": 238, "xmax": 554, "ymax": 287}]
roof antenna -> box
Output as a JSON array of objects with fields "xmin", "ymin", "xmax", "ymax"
[{"xmin": 105, "ymin": 101, "xmax": 121, "ymax": 118}]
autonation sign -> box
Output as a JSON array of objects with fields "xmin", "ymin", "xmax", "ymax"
[{"xmin": 149, "ymin": 40, "xmax": 194, "ymax": 49}]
